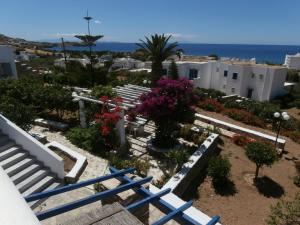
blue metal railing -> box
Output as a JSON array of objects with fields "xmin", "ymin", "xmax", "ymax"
[
  {"xmin": 25, "ymin": 167, "xmax": 135, "ymax": 202},
  {"xmin": 36, "ymin": 176, "xmax": 152, "ymax": 220},
  {"xmin": 25, "ymin": 166, "xmax": 220, "ymax": 225}
]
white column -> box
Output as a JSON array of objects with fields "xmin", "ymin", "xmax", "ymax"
[
  {"xmin": 78, "ymin": 100, "xmax": 87, "ymax": 128},
  {"xmin": 116, "ymin": 109, "xmax": 126, "ymax": 147}
]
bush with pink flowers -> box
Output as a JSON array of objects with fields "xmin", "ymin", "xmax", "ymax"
[{"xmin": 137, "ymin": 78, "xmax": 197, "ymax": 148}]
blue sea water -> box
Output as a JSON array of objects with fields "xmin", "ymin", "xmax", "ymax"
[{"xmin": 51, "ymin": 42, "xmax": 300, "ymax": 64}]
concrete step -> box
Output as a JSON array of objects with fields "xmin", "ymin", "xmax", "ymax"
[
  {"xmin": 28, "ymin": 181, "xmax": 62, "ymax": 209},
  {"xmin": 0, "ymin": 146, "xmax": 22, "ymax": 162},
  {"xmin": 0, "ymin": 141, "xmax": 16, "ymax": 152},
  {"xmin": 22, "ymin": 175, "xmax": 56, "ymax": 197},
  {"xmin": 0, "ymin": 151, "xmax": 29, "ymax": 169},
  {"xmin": 11, "ymin": 163, "xmax": 42, "ymax": 185},
  {"xmin": 17, "ymin": 169, "xmax": 49, "ymax": 193},
  {"xmin": 5, "ymin": 157, "xmax": 35, "ymax": 177}
]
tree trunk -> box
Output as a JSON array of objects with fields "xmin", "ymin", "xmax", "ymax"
[{"xmin": 151, "ymin": 61, "xmax": 163, "ymax": 84}]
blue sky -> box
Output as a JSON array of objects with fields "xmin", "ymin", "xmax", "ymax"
[{"xmin": 1, "ymin": 0, "xmax": 300, "ymax": 45}]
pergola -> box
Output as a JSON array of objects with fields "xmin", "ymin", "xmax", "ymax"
[{"xmin": 72, "ymin": 84, "xmax": 151, "ymax": 148}]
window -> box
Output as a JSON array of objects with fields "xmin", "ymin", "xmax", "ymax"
[
  {"xmin": 216, "ymin": 67, "xmax": 219, "ymax": 72},
  {"xmin": 224, "ymin": 70, "xmax": 228, "ymax": 77},
  {"xmin": 251, "ymin": 73, "xmax": 255, "ymax": 78},
  {"xmin": 232, "ymin": 72, "xmax": 238, "ymax": 80},
  {"xmin": 231, "ymin": 88, "xmax": 235, "ymax": 93},
  {"xmin": 189, "ymin": 69, "xmax": 198, "ymax": 80},
  {"xmin": 223, "ymin": 84, "xmax": 226, "ymax": 89},
  {"xmin": 259, "ymin": 74, "xmax": 264, "ymax": 80},
  {"xmin": 162, "ymin": 69, "xmax": 168, "ymax": 75}
]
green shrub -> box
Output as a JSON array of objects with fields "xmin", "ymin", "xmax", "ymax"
[
  {"xmin": 0, "ymin": 96, "xmax": 35, "ymax": 131},
  {"xmin": 109, "ymin": 155, "xmax": 150, "ymax": 177},
  {"xmin": 67, "ymin": 124, "xmax": 106, "ymax": 155},
  {"xmin": 179, "ymin": 124, "xmax": 194, "ymax": 141},
  {"xmin": 91, "ymin": 85, "xmax": 117, "ymax": 99},
  {"xmin": 165, "ymin": 148, "xmax": 190, "ymax": 172},
  {"xmin": 267, "ymin": 192, "xmax": 300, "ymax": 225},
  {"xmin": 207, "ymin": 156, "xmax": 231, "ymax": 186},
  {"xmin": 246, "ymin": 141, "xmax": 278, "ymax": 179}
]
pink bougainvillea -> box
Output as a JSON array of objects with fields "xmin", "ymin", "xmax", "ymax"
[{"xmin": 137, "ymin": 77, "xmax": 197, "ymax": 148}]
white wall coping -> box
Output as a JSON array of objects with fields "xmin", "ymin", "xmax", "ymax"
[
  {"xmin": 149, "ymin": 184, "xmax": 221, "ymax": 225},
  {"xmin": 45, "ymin": 141, "xmax": 87, "ymax": 183},
  {"xmin": 162, "ymin": 133, "xmax": 219, "ymax": 191},
  {"xmin": 195, "ymin": 113, "xmax": 286, "ymax": 145},
  {"xmin": 0, "ymin": 167, "xmax": 41, "ymax": 225},
  {"xmin": 0, "ymin": 114, "xmax": 64, "ymax": 179}
]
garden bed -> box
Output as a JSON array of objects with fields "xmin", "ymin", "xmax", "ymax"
[
  {"xmin": 46, "ymin": 141, "xmax": 88, "ymax": 183},
  {"xmin": 188, "ymin": 137, "xmax": 299, "ymax": 225}
]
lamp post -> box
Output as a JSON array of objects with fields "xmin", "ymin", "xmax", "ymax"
[{"xmin": 273, "ymin": 111, "xmax": 290, "ymax": 149}]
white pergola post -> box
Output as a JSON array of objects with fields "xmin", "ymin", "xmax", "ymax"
[
  {"xmin": 78, "ymin": 100, "xmax": 87, "ymax": 128},
  {"xmin": 116, "ymin": 109, "xmax": 126, "ymax": 147}
]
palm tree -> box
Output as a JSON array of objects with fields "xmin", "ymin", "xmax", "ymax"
[{"xmin": 136, "ymin": 34, "xmax": 178, "ymax": 83}]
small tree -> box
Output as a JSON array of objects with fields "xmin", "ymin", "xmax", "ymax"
[
  {"xmin": 169, "ymin": 60, "xmax": 179, "ymax": 79},
  {"xmin": 267, "ymin": 192, "xmax": 300, "ymax": 225},
  {"xmin": 208, "ymin": 156, "xmax": 231, "ymax": 186},
  {"xmin": 246, "ymin": 142, "xmax": 278, "ymax": 179}
]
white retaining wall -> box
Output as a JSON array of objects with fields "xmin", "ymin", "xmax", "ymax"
[
  {"xmin": 195, "ymin": 113, "xmax": 286, "ymax": 149},
  {"xmin": 0, "ymin": 167, "xmax": 41, "ymax": 225},
  {"xmin": 0, "ymin": 114, "xmax": 64, "ymax": 179},
  {"xmin": 162, "ymin": 133, "xmax": 219, "ymax": 195},
  {"xmin": 150, "ymin": 184, "xmax": 222, "ymax": 225}
]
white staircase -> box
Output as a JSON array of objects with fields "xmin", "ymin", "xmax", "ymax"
[{"xmin": 0, "ymin": 132, "xmax": 63, "ymax": 209}]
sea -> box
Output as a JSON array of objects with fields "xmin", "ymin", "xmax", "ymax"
[{"xmin": 50, "ymin": 43, "xmax": 300, "ymax": 64}]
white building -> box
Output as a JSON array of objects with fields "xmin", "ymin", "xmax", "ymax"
[
  {"xmin": 284, "ymin": 53, "xmax": 300, "ymax": 69},
  {"xmin": 112, "ymin": 57, "xmax": 145, "ymax": 70},
  {"xmin": 54, "ymin": 57, "xmax": 90, "ymax": 68},
  {"xmin": 162, "ymin": 59, "xmax": 287, "ymax": 101},
  {"xmin": 15, "ymin": 51, "xmax": 39, "ymax": 62},
  {"xmin": 0, "ymin": 45, "xmax": 18, "ymax": 79}
]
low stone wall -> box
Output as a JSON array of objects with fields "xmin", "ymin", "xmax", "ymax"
[{"xmin": 162, "ymin": 133, "xmax": 219, "ymax": 196}]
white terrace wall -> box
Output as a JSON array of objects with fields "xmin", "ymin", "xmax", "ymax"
[
  {"xmin": 0, "ymin": 114, "xmax": 64, "ymax": 179},
  {"xmin": 0, "ymin": 167, "xmax": 41, "ymax": 225},
  {"xmin": 195, "ymin": 113, "xmax": 286, "ymax": 149},
  {"xmin": 162, "ymin": 133, "xmax": 219, "ymax": 196}
]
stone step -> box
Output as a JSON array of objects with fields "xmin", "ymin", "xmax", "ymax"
[
  {"xmin": 5, "ymin": 157, "xmax": 36, "ymax": 177},
  {"xmin": 0, "ymin": 151, "xmax": 28, "ymax": 169},
  {"xmin": 28, "ymin": 181, "xmax": 62, "ymax": 209},
  {"xmin": 0, "ymin": 146, "xmax": 22, "ymax": 162},
  {"xmin": 0, "ymin": 141, "xmax": 16, "ymax": 152},
  {"xmin": 17, "ymin": 169, "xmax": 49, "ymax": 193},
  {"xmin": 22, "ymin": 175, "xmax": 56, "ymax": 197},
  {"xmin": 11, "ymin": 163, "xmax": 42, "ymax": 185}
]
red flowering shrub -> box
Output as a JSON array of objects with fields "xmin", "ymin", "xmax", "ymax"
[
  {"xmin": 199, "ymin": 98, "xmax": 223, "ymax": 112},
  {"xmin": 137, "ymin": 78, "xmax": 197, "ymax": 148},
  {"xmin": 232, "ymin": 134, "xmax": 253, "ymax": 147},
  {"xmin": 95, "ymin": 96, "xmax": 123, "ymax": 149},
  {"xmin": 224, "ymin": 109, "xmax": 266, "ymax": 128}
]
